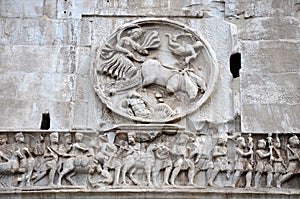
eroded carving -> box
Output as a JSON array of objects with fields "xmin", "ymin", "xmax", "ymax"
[
  {"xmin": 91, "ymin": 19, "xmax": 218, "ymax": 123},
  {"xmin": 0, "ymin": 130, "xmax": 299, "ymax": 190},
  {"xmin": 230, "ymin": 136, "xmax": 253, "ymax": 188},
  {"xmin": 276, "ymin": 135, "xmax": 300, "ymax": 188},
  {"xmin": 207, "ymin": 133, "xmax": 230, "ymax": 187}
]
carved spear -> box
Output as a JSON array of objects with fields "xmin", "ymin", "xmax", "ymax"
[
  {"xmin": 248, "ymin": 133, "xmax": 254, "ymax": 164},
  {"xmin": 267, "ymin": 133, "xmax": 274, "ymax": 163}
]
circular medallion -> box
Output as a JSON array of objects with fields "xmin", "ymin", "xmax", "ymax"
[{"xmin": 91, "ymin": 18, "xmax": 218, "ymax": 123}]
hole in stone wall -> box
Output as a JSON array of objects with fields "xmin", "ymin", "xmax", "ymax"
[
  {"xmin": 40, "ymin": 111, "xmax": 50, "ymax": 130},
  {"xmin": 230, "ymin": 52, "xmax": 241, "ymax": 78}
]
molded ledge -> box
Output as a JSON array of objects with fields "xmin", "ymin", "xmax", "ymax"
[{"xmin": 0, "ymin": 188, "xmax": 299, "ymax": 199}]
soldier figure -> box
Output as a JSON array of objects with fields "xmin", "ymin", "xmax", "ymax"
[
  {"xmin": 231, "ymin": 136, "xmax": 253, "ymax": 188},
  {"xmin": 152, "ymin": 142, "xmax": 173, "ymax": 186},
  {"xmin": 276, "ymin": 135, "xmax": 300, "ymax": 188},
  {"xmin": 207, "ymin": 134, "xmax": 230, "ymax": 187},
  {"xmin": 272, "ymin": 135, "xmax": 286, "ymax": 185},
  {"xmin": 254, "ymin": 139, "xmax": 273, "ymax": 188},
  {"xmin": 170, "ymin": 134, "xmax": 195, "ymax": 186}
]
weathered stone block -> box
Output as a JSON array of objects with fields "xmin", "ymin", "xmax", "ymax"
[
  {"xmin": 239, "ymin": 17, "xmax": 300, "ymax": 41},
  {"xmin": 57, "ymin": 0, "xmax": 97, "ymax": 19},
  {"xmin": 240, "ymin": 41, "xmax": 300, "ymax": 73},
  {"xmin": 0, "ymin": 18, "xmax": 81, "ymax": 45},
  {"xmin": 0, "ymin": 45, "xmax": 73, "ymax": 74},
  {"xmin": 76, "ymin": 47, "xmax": 92, "ymax": 75},
  {"xmin": 0, "ymin": 99, "xmax": 71, "ymax": 130},
  {"xmin": 241, "ymin": 104, "xmax": 300, "ymax": 133},
  {"xmin": 0, "ymin": 0, "xmax": 57, "ymax": 18}
]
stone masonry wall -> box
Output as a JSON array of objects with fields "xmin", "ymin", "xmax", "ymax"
[{"xmin": 0, "ymin": 0, "xmax": 299, "ymax": 134}]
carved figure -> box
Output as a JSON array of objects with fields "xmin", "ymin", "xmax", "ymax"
[
  {"xmin": 272, "ymin": 134, "xmax": 286, "ymax": 185},
  {"xmin": 0, "ymin": 134, "xmax": 22, "ymax": 176},
  {"xmin": 152, "ymin": 142, "xmax": 173, "ymax": 186},
  {"xmin": 170, "ymin": 134, "xmax": 195, "ymax": 186},
  {"xmin": 95, "ymin": 138, "xmax": 122, "ymax": 186},
  {"xmin": 165, "ymin": 33, "xmax": 203, "ymax": 64},
  {"xmin": 230, "ymin": 136, "xmax": 253, "ymax": 188},
  {"xmin": 92, "ymin": 19, "xmax": 217, "ymax": 124},
  {"xmin": 0, "ymin": 134, "xmax": 10, "ymax": 163},
  {"xmin": 207, "ymin": 134, "xmax": 230, "ymax": 187},
  {"xmin": 99, "ymin": 26, "xmax": 160, "ymax": 79},
  {"xmin": 120, "ymin": 133, "xmax": 155, "ymax": 186},
  {"xmin": 189, "ymin": 136, "xmax": 208, "ymax": 178},
  {"xmin": 14, "ymin": 132, "xmax": 36, "ymax": 187},
  {"xmin": 141, "ymin": 59, "xmax": 206, "ymax": 100},
  {"xmin": 34, "ymin": 132, "xmax": 60, "ymax": 186},
  {"xmin": 59, "ymin": 133, "xmax": 72, "ymax": 154},
  {"xmin": 276, "ymin": 135, "xmax": 300, "ymax": 188},
  {"xmin": 57, "ymin": 133, "xmax": 95, "ymax": 186},
  {"xmin": 254, "ymin": 139, "xmax": 273, "ymax": 188},
  {"xmin": 122, "ymin": 91, "xmax": 151, "ymax": 118}
]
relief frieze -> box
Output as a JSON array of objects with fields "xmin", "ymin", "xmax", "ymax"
[{"xmin": 0, "ymin": 131, "xmax": 299, "ymax": 190}]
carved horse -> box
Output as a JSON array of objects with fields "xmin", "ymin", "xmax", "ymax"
[
  {"xmin": 18, "ymin": 148, "xmax": 36, "ymax": 187},
  {"xmin": 56, "ymin": 154, "xmax": 97, "ymax": 186},
  {"xmin": 0, "ymin": 148, "xmax": 23, "ymax": 174},
  {"xmin": 0, "ymin": 148, "xmax": 36, "ymax": 187},
  {"xmin": 120, "ymin": 144, "xmax": 156, "ymax": 186},
  {"xmin": 141, "ymin": 59, "xmax": 206, "ymax": 100}
]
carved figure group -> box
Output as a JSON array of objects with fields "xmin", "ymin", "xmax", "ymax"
[
  {"xmin": 0, "ymin": 132, "xmax": 299, "ymax": 190},
  {"xmin": 93, "ymin": 21, "xmax": 211, "ymax": 123}
]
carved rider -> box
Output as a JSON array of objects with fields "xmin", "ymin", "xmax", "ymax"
[
  {"xmin": 35, "ymin": 132, "xmax": 60, "ymax": 186},
  {"xmin": 170, "ymin": 133, "xmax": 195, "ymax": 186},
  {"xmin": 152, "ymin": 141, "xmax": 173, "ymax": 186},
  {"xmin": 0, "ymin": 134, "xmax": 10, "ymax": 163},
  {"xmin": 99, "ymin": 136, "xmax": 122, "ymax": 185},
  {"xmin": 14, "ymin": 132, "xmax": 35, "ymax": 175},
  {"xmin": 58, "ymin": 133, "xmax": 72, "ymax": 155},
  {"xmin": 276, "ymin": 135, "xmax": 300, "ymax": 188},
  {"xmin": 71, "ymin": 133, "xmax": 92, "ymax": 169},
  {"xmin": 116, "ymin": 27, "xmax": 148, "ymax": 57}
]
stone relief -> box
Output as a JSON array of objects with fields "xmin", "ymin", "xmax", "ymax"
[
  {"xmin": 0, "ymin": 131, "xmax": 299, "ymax": 190},
  {"xmin": 91, "ymin": 19, "xmax": 218, "ymax": 123},
  {"xmin": 1, "ymin": 19, "xmax": 298, "ymax": 194}
]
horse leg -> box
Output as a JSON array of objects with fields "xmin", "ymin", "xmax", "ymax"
[
  {"xmin": 65, "ymin": 172, "xmax": 77, "ymax": 185},
  {"xmin": 33, "ymin": 170, "xmax": 47, "ymax": 185},
  {"xmin": 113, "ymin": 166, "xmax": 121, "ymax": 185},
  {"xmin": 121, "ymin": 164, "xmax": 129, "ymax": 185},
  {"xmin": 19, "ymin": 173, "xmax": 27, "ymax": 187},
  {"xmin": 57, "ymin": 159, "xmax": 74, "ymax": 186},
  {"xmin": 57, "ymin": 166, "xmax": 73, "ymax": 186},
  {"xmin": 145, "ymin": 166, "xmax": 153, "ymax": 186},
  {"xmin": 128, "ymin": 167, "xmax": 138, "ymax": 185},
  {"xmin": 25, "ymin": 160, "xmax": 35, "ymax": 186}
]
